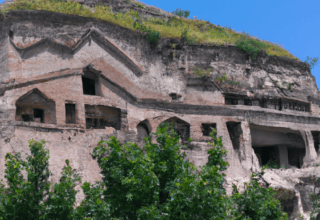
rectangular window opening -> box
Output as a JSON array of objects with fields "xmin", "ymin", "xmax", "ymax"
[
  {"xmin": 82, "ymin": 76, "xmax": 96, "ymax": 95},
  {"xmin": 65, "ymin": 104, "xmax": 76, "ymax": 124},
  {"xmin": 201, "ymin": 123, "xmax": 217, "ymax": 136},
  {"xmin": 33, "ymin": 108, "xmax": 44, "ymax": 123}
]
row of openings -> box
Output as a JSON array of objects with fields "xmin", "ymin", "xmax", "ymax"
[
  {"xmin": 16, "ymin": 97, "xmax": 121, "ymax": 131},
  {"xmin": 227, "ymin": 123, "xmax": 320, "ymax": 169},
  {"xmin": 136, "ymin": 118, "xmax": 217, "ymax": 144}
]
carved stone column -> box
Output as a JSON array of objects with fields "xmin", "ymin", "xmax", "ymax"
[
  {"xmin": 278, "ymin": 145, "xmax": 289, "ymax": 169},
  {"xmin": 300, "ymin": 130, "xmax": 317, "ymax": 166},
  {"xmin": 239, "ymin": 121, "xmax": 254, "ymax": 170}
]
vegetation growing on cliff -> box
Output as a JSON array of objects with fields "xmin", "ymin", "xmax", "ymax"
[
  {"xmin": 0, "ymin": 125, "xmax": 288, "ymax": 219},
  {"xmin": 0, "ymin": 0, "xmax": 297, "ymax": 60}
]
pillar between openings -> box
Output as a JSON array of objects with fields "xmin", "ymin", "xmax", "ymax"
[
  {"xmin": 278, "ymin": 145, "xmax": 289, "ymax": 169},
  {"xmin": 300, "ymin": 130, "xmax": 317, "ymax": 165}
]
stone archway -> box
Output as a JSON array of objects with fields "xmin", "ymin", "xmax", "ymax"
[
  {"xmin": 137, "ymin": 119, "xmax": 152, "ymax": 143},
  {"xmin": 161, "ymin": 117, "xmax": 190, "ymax": 143}
]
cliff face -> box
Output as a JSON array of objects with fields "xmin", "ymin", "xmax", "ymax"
[{"xmin": 0, "ymin": 8, "xmax": 320, "ymax": 219}]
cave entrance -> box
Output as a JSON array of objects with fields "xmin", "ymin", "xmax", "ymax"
[
  {"xmin": 15, "ymin": 88, "xmax": 56, "ymax": 124},
  {"xmin": 250, "ymin": 124, "xmax": 305, "ymax": 169},
  {"xmin": 85, "ymin": 105, "xmax": 121, "ymax": 130}
]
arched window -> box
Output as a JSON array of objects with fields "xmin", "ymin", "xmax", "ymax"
[
  {"xmin": 161, "ymin": 117, "xmax": 190, "ymax": 143},
  {"xmin": 137, "ymin": 120, "xmax": 152, "ymax": 142}
]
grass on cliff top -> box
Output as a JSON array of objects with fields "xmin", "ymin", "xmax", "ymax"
[{"xmin": 1, "ymin": 0, "xmax": 298, "ymax": 60}]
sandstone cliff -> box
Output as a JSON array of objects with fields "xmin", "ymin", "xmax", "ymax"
[{"xmin": 0, "ymin": 2, "xmax": 319, "ymax": 219}]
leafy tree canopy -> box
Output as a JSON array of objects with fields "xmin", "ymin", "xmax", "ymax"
[{"xmin": 0, "ymin": 124, "xmax": 289, "ymax": 219}]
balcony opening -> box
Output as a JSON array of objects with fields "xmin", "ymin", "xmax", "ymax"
[{"xmin": 85, "ymin": 105, "xmax": 121, "ymax": 130}]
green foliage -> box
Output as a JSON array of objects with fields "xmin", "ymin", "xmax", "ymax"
[
  {"xmin": 0, "ymin": 140, "xmax": 80, "ymax": 220},
  {"xmin": 216, "ymin": 74, "xmax": 241, "ymax": 87},
  {"xmin": 304, "ymin": 56, "xmax": 319, "ymax": 70},
  {"xmin": 84, "ymin": 125, "xmax": 232, "ymax": 219},
  {"xmin": 134, "ymin": 22, "xmax": 161, "ymax": 44},
  {"xmin": 181, "ymin": 28, "xmax": 196, "ymax": 44},
  {"xmin": 235, "ymin": 35, "xmax": 269, "ymax": 59},
  {"xmin": 135, "ymin": 2, "xmax": 145, "ymax": 9},
  {"xmin": 216, "ymin": 73, "xmax": 228, "ymax": 82},
  {"xmin": 191, "ymin": 66, "xmax": 213, "ymax": 78},
  {"xmin": 310, "ymin": 177, "xmax": 320, "ymax": 220},
  {"xmin": 274, "ymin": 188, "xmax": 296, "ymax": 202},
  {"xmin": 0, "ymin": 127, "xmax": 288, "ymax": 219},
  {"xmin": 2, "ymin": 0, "xmax": 297, "ymax": 59},
  {"xmin": 75, "ymin": 182, "xmax": 112, "ymax": 219},
  {"xmin": 262, "ymin": 161, "xmax": 279, "ymax": 170},
  {"xmin": 172, "ymin": 8, "xmax": 190, "ymax": 18},
  {"xmin": 44, "ymin": 159, "xmax": 81, "ymax": 220},
  {"xmin": 232, "ymin": 172, "xmax": 288, "ymax": 220}
]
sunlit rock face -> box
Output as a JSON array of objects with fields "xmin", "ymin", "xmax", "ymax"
[{"xmin": 0, "ymin": 7, "xmax": 320, "ymax": 219}]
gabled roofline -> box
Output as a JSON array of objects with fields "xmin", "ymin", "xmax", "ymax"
[{"xmin": 10, "ymin": 28, "xmax": 145, "ymax": 76}]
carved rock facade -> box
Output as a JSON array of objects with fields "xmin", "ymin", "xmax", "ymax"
[{"xmin": 0, "ymin": 9, "xmax": 320, "ymax": 219}]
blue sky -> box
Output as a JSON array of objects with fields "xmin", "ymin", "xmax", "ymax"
[
  {"xmin": 142, "ymin": 0, "xmax": 320, "ymax": 89},
  {"xmin": 1, "ymin": 0, "xmax": 319, "ymax": 89}
]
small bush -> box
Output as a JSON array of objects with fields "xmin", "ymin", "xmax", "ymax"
[
  {"xmin": 262, "ymin": 161, "xmax": 279, "ymax": 170},
  {"xmin": 172, "ymin": 8, "xmax": 190, "ymax": 18},
  {"xmin": 191, "ymin": 66, "xmax": 212, "ymax": 78},
  {"xmin": 146, "ymin": 29, "xmax": 160, "ymax": 43},
  {"xmin": 305, "ymin": 56, "xmax": 319, "ymax": 70},
  {"xmin": 235, "ymin": 36, "xmax": 268, "ymax": 59},
  {"xmin": 135, "ymin": 2, "xmax": 144, "ymax": 9}
]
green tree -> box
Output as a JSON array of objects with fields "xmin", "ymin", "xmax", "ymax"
[
  {"xmin": 0, "ymin": 140, "xmax": 80, "ymax": 220},
  {"xmin": 232, "ymin": 171, "xmax": 288, "ymax": 220},
  {"xmin": 172, "ymin": 8, "xmax": 190, "ymax": 18},
  {"xmin": 0, "ymin": 127, "xmax": 289, "ymax": 219},
  {"xmin": 79, "ymin": 125, "xmax": 232, "ymax": 219}
]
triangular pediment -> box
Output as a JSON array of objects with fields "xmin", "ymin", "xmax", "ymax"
[
  {"xmin": 16, "ymin": 88, "xmax": 53, "ymax": 105},
  {"xmin": 10, "ymin": 28, "xmax": 144, "ymax": 76}
]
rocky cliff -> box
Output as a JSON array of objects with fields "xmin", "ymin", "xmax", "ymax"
[{"xmin": 0, "ymin": 2, "xmax": 320, "ymax": 219}]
